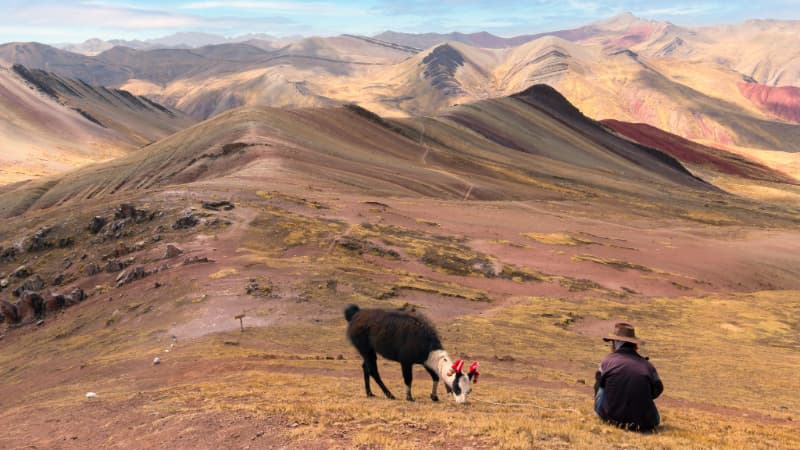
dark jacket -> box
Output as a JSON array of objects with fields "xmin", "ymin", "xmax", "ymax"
[{"xmin": 595, "ymin": 346, "xmax": 663, "ymax": 431}]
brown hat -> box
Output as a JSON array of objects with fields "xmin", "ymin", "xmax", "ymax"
[{"xmin": 603, "ymin": 322, "xmax": 645, "ymax": 345}]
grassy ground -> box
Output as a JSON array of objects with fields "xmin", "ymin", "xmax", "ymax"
[{"xmin": 1, "ymin": 188, "xmax": 799, "ymax": 449}]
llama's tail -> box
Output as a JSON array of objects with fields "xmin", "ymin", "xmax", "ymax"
[{"xmin": 344, "ymin": 304, "xmax": 360, "ymax": 322}]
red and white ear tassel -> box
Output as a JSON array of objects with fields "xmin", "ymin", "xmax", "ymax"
[
  {"xmin": 468, "ymin": 361, "xmax": 480, "ymax": 384},
  {"xmin": 452, "ymin": 359, "xmax": 465, "ymax": 374}
]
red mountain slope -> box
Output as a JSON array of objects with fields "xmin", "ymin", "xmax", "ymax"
[
  {"xmin": 602, "ymin": 119, "xmax": 797, "ymax": 184},
  {"xmin": 738, "ymin": 82, "xmax": 800, "ymax": 124}
]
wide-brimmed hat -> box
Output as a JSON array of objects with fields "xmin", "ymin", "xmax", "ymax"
[{"xmin": 603, "ymin": 322, "xmax": 645, "ymax": 345}]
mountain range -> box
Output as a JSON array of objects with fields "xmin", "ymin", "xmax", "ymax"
[{"xmin": 0, "ymin": 13, "xmax": 798, "ymax": 187}]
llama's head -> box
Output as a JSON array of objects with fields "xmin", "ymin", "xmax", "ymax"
[{"xmin": 446, "ymin": 359, "xmax": 480, "ymax": 404}]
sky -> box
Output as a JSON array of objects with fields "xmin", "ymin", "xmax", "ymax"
[{"xmin": 1, "ymin": 0, "xmax": 799, "ymax": 43}]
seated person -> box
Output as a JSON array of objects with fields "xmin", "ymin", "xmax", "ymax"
[{"xmin": 594, "ymin": 322, "xmax": 663, "ymax": 431}]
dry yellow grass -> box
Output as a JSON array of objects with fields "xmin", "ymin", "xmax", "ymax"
[
  {"xmin": 209, "ymin": 268, "xmax": 239, "ymax": 279},
  {"xmin": 523, "ymin": 232, "xmax": 594, "ymax": 246},
  {"xmin": 6, "ymin": 285, "xmax": 796, "ymax": 448}
]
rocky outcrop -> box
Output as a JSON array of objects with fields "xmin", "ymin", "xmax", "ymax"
[
  {"xmin": 163, "ymin": 244, "xmax": 183, "ymax": 259},
  {"xmin": 201, "ymin": 200, "xmax": 235, "ymax": 211},
  {"xmin": 116, "ymin": 266, "xmax": 149, "ymax": 287},
  {"xmin": 43, "ymin": 294, "xmax": 66, "ymax": 315},
  {"xmin": 173, "ymin": 211, "xmax": 200, "ymax": 229},
  {"xmin": 422, "ymin": 44, "xmax": 466, "ymax": 96},
  {"xmin": 0, "ymin": 300, "xmax": 18, "ymax": 323},
  {"xmin": 16, "ymin": 291, "xmax": 44, "ymax": 324},
  {"xmin": 13, "ymin": 274, "xmax": 45, "ymax": 297},
  {"xmin": 88, "ymin": 216, "xmax": 107, "ymax": 234}
]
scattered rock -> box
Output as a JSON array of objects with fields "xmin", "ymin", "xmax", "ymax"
[
  {"xmin": 202, "ymin": 200, "xmax": 235, "ymax": 211},
  {"xmin": 163, "ymin": 244, "xmax": 183, "ymax": 259},
  {"xmin": 494, "ymin": 355, "xmax": 515, "ymax": 362},
  {"xmin": 116, "ymin": 266, "xmax": 150, "ymax": 287},
  {"xmin": 85, "ymin": 262, "xmax": 101, "ymax": 276},
  {"xmin": 16, "ymin": 291, "xmax": 44, "ymax": 323},
  {"xmin": 105, "ymin": 259, "xmax": 128, "ymax": 273},
  {"xmin": 36, "ymin": 319, "xmax": 45, "ymax": 326},
  {"xmin": 0, "ymin": 279, "xmax": 8, "ymax": 289},
  {"xmin": 88, "ymin": 216, "xmax": 107, "ymax": 234},
  {"xmin": 107, "ymin": 309, "xmax": 121, "ymax": 326},
  {"xmin": 70, "ymin": 287, "xmax": 85, "ymax": 303},
  {"xmin": 246, "ymin": 280, "xmax": 273, "ymax": 297},
  {"xmin": 52, "ymin": 274, "xmax": 65, "ymax": 286},
  {"xmin": 115, "ymin": 204, "xmax": 138, "ymax": 220},
  {"xmin": 182, "ymin": 256, "xmax": 214, "ymax": 265},
  {"xmin": 577, "ymin": 379, "xmax": 586, "ymax": 385},
  {"xmin": 173, "ymin": 211, "xmax": 200, "ymax": 229},
  {"xmin": 26, "ymin": 227, "xmax": 54, "ymax": 252},
  {"xmin": 335, "ymin": 236, "xmax": 400, "ymax": 259},
  {"xmin": 13, "ymin": 274, "xmax": 46, "ymax": 297},
  {"xmin": 85, "ymin": 392, "xmax": 97, "ymax": 398},
  {"xmin": 0, "ymin": 246, "xmax": 19, "ymax": 262},
  {"xmin": 57, "ymin": 237, "xmax": 74, "ymax": 248},
  {"xmin": 12, "ymin": 266, "xmax": 30, "ymax": 278},
  {"xmin": 203, "ymin": 217, "xmax": 232, "ymax": 227},
  {"xmin": 44, "ymin": 294, "xmax": 66, "ymax": 314},
  {"xmin": 0, "ymin": 300, "xmax": 18, "ymax": 324},
  {"xmin": 153, "ymin": 357, "xmax": 160, "ymax": 365}
]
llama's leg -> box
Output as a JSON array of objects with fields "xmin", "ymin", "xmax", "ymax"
[
  {"xmin": 366, "ymin": 352, "xmax": 395, "ymax": 399},
  {"xmin": 362, "ymin": 361, "xmax": 374, "ymax": 397},
  {"xmin": 401, "ymin": 363, "xmax": 414, "ymax": 401},
  {"xmin": 424, "ymin": 365, "xmax": 440, "ymax": 402}
]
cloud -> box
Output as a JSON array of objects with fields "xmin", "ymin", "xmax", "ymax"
[
  {"xmin": 637, "ymin": 5, "xmax": 718, "ymax": 17},
  {"xmin": 8, "ymin": 1, "xmax": 204, "ymax": 29},
  {"xmin": 0, "ymin": 0, "xmax": 298, "ymax": 40},
  {"xmin": 179, "ymin": 1, "xmax": 365, "ymax": 16}
]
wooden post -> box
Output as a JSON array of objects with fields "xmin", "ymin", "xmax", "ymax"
[{"xmin": 235, "ymin": 314, "xmax": 245, "ymax": 332}]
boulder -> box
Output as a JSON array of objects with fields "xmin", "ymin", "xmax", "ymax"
[
  {"xmin": 26, "ymin": 227, "xmax": 54, "ymax": 252},
  {"xmin": 163, "ymin": 244, "xmax": 183, "ymax": 259},
  {"xmin": 173, "ymin": 211, "xmax": 200, "ymax": 229},
  {"xmin": 182, "ymin": 256, "xmax": 214, "ymax": 265},
  {"xmin": 16, "ymin": 291, "xmax": 44, "ymax": 323},
  {"xmin": 115, "ymin": 204, "xmax": 138, "ymax": 220},
  {"xmin": 1, "ymin": 246, "xmax": 18, "ymax": 262},
  {"xmin": 44, "ymin": 294, "xmax": 66, "ymax": 314},
  {"xmin": 88, "ymin": 216, "xmax": 107, "ymax": 234},
  {"xmin": 12, "ymin": 266, "xmax": 30, "ymax": 278},
  {"xmin": 13, "ymin": 274, "xmax": 45, "ymax": 297},
  {"xmin": 202, "ymin": 200, "xmax": 235, "ymax": 211},
  {"xmin": 116, "ymin": 266, "xmax": 149, "ymax": 287},
  {"xmin": 114, "ymin": 203, "xmax": 153, "ymax": 223},
  {"xmin": 84, "ymin": 262, "xmax": 101, "ymax": 276},
  {"xmin": 105, "ymin": 259, "xmax": 127, "ymax": 273},
  {"xmin": 64, "ymin": 287, "xmax": 86, "ymax": 306},
  {"xmin": 0, "ymin": 300, "xmax": 18, "ymax": 324}
]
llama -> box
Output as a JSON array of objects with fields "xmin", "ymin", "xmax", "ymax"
[{"xmin": 344, "ymin": 304, "xmax": 479, "ymax": 403}]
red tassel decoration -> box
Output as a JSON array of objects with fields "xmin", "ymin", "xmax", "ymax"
[
  {"xmin": 468, "ymin": 361, "xmax": 480, "ymax": 383},
  {"xmin": 452, "ymin": 359, "xmax": 465, "ymax": 373}
]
